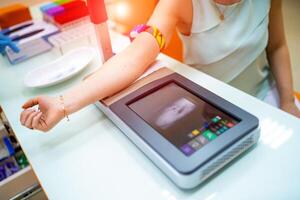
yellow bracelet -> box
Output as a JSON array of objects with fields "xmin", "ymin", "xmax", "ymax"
[
  {"xmin": 59, "ymin": 95, "xmax": 70, "ymax": 121},
  {"xmin": 129, "ymin": 24, "xmax": 166, "ymax": 51},
  {"xmin": 150, "ymin": 26, "xmax": 166, "ymax": 51}
]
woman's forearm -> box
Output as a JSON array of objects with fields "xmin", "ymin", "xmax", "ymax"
[
  {"xmin": 267, "ymin": 44, "xmax": 295, "ymax": 106},
  {"xmin": 63, "ymin": 32, "xmax": 160, "ymax": 115},
  {"xmin": 267, "ymin": 0, "xmax": 295, "ymax": 106}
]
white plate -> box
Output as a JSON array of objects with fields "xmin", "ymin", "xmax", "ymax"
[{"xmin": 24, "ymin": 47, "xmax": 96, "ymax": 88}]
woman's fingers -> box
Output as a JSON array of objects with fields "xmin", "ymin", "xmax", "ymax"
[
  {"xmin": 32, "ymin": 112, "xmax": 43, "ymax": 130},
  {"xmin": 24, "ymin": 111, "xmax": 40, "ymax": 128},
  {"xmin": 20, "ymin": 109, "xmax": 35, "ymax": 125},
  {"xmin": 39, "ymin": 118, "xmax": 49, "ymax": 132},
  {"xmin": 22, "ymin": 97, "xmax": 39, "ymax": 109}
]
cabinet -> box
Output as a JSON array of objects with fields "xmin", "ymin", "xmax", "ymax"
[{"xmin": 0, "ymin": 107, "xmax": 46, "ymax": 200}]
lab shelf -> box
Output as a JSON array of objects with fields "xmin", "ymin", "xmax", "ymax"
[{"xmin": 0, "ymin": 106, "xmax": 44, "ymax": 200}]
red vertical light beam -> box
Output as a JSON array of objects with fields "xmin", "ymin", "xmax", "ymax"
[{"xmin": 87, "ymin": 0, "xmax": 113, "ymax": 62}]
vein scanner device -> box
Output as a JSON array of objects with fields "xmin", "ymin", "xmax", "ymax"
[{"xmin": 88, "ymin": 0, "xmax": 260, "ymax": 189}]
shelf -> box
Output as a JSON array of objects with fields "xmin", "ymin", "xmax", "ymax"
[
  {"xmin": 0, "ymin": 106, "xmax": 41, "ymax": 199},
  {"xmin": 0, "ymin": 166, "xmax": 31, "ymax": 187},
  {"xmin": 0, "ymin": 166, "xmax": 39, "ymax": 200}
]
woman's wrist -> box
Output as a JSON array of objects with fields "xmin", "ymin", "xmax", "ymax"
[
  {"xmin": 58, "ymin": 90, "xmax": 89, "ymax": 117},
  {"xmin": 54, "ymin": 95, "xmax": 73, "ymax": 121},
  {"xmin": 53, "ymin": 96, "xmax": 68, "ymax": 121},
  {"xmin": 280, "ymin": 94, "xmax": 295, "ymax": 107},
  {"xmin": 59, "ymin": 95, "xmax": 70, "ymax": 121},
  {"xmin": 277, "ymin": 85, "xmax": 295, "ymax": 106}
]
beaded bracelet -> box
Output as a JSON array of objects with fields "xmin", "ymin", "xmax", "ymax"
[{"xmin": 129, "ymin": 24, "xmax": 166, "ymax": 51}]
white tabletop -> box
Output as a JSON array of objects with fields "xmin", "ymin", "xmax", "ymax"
[{"xmin": 1, "ymin": 5, "xmax": 300, "ymax": 200}]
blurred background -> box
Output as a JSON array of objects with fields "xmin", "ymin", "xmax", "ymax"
[{"xmin": 0, "ymin": 0, "xmax": 298, "ymax": 91}]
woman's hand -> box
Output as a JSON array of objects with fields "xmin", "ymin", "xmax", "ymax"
[
  {"xmin": 281, "ymin": 101, "xmax": 300, "ymax": 119},
  {"xmin": 20, "ymin": 96, "xmax": 64, "ymax": 132}
]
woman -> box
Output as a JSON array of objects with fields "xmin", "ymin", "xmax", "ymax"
[{"xmin": 20, "ymin": 0, "xmax": 300, "ymax": 131}]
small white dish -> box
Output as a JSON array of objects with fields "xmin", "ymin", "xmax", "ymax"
[{"xmin": 24, "ymin": 47, "xmax": 96, "ymax": 88}]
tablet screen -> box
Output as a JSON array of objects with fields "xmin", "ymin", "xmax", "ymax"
[{"xmin": 128, "ymin": 83, "xmax": 239, "ymax": 156}]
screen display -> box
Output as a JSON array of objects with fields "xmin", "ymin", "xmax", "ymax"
[{"xmin": 128, "ymin": 83, "xmax": 239, "ymax": 156}]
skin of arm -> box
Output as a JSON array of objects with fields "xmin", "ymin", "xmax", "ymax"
[
  {"xmin": 20, "ymin": 0, "xmax": 188, "ymax": 131},
  {"xmin": 266, "ymin": 0, "xmax": 300, "ymax": 117}
]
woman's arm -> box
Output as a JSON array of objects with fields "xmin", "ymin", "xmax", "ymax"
[
  {"xmin": 20, "ymin": 0, "xmax": 186, "ymax": 131},
  {"xmin": 62, "ymin": 0, "xmax": 185, "ymax": 114},
  {"xmin": 266, "ymin": 0, "xmax": 300, "ymax": 118}
]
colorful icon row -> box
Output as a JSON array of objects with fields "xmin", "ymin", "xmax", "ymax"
[
  {"xmin": 187, "ymin": 118, "xmax": 235, "ymax": 140},
  {"xmin": 181, "ymin": 116, "xmax": 236, "ymax": 156},
  {"xmin": 181, "ymin": 130, "xmax": 218, "ymax": 156}
]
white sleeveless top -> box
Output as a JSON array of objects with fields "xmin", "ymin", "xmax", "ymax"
[{"xmin": 179, "ymin": 0, "xmax": 271, "ymax": 83}]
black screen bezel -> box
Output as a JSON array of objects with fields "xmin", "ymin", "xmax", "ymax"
[{"xmin": 110, "ymin": 73, "xmax": 259, "ymax": 174}]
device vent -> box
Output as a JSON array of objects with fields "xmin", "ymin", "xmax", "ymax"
[{"xmin": 200, "ymin": 136, "xmax": 255, "ymax": 181}]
